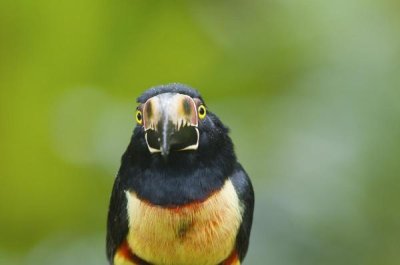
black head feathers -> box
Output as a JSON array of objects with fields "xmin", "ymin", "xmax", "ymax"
[{"xmin": 137, "ymin": 83, "xmax": 204, "ymax": 104}]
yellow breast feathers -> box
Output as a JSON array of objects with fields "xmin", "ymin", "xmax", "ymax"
[{"xmin": 123, "ymin": 179, "xmax": 242, "ymax": 265}]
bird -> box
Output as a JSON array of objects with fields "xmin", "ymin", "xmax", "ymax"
[{"xmin": 106, "ymin": 83, "xmax": 254, "ymax": 265}]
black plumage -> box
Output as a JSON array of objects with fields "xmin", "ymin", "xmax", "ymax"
[{"xmin": 106, "ymin": 84, "xmax": 254, "ymax": 265}]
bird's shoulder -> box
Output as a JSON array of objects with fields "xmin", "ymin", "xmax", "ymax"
[{"xmin": 229, "ymin": 163, "xmax": 254, "ymax": 262}]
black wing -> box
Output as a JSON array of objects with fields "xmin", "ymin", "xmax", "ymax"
[
  {"xmin": 230, "ymin": 163, "xmax": 255, "ymax": 261},
  {"xmin": 106, "ymin": 174, "xmax": 129, "ymax": 264}
]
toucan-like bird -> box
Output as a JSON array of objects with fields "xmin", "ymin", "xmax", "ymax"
[{"xmin": 106, "ymin": 84, "xmax": 254, "ymax": 265}]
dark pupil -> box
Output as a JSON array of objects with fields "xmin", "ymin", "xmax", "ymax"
[
  {"xmin": 137, "ymin": 112, "xmax": 142, "ymax": 121},
  {"xmin": 199, "ymin": 107, "xmax": 205, "ymax": 115}
]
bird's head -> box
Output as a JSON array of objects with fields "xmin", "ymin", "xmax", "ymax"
[
  {"xmin": 138, "ymin": 92, "xmax": 203, "ymax": 157},
  {"xmin": 129, "ymin": 84, "xmax": 234, "ymax": 164}
]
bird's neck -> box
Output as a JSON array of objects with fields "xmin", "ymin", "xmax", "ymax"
[{"xmin": 121, "ymin": 153, "xmax": 235, "ymax": 207}]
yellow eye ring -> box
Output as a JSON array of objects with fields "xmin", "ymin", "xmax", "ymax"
[
  {"xmin": 198, "ymin": 105, "xmax": 206, "ymax": 119},
  {"xmin": 136, "ymin": 110, "xmax": 143, "ymax": 125}
]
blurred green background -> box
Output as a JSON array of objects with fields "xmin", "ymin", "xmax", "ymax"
[{"xmin": 1, "ymin": 0, "xmax": 399, "ymax": 264}]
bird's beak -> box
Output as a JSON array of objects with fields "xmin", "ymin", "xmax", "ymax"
[{"xmin": 142, "ymin": 93, "xmax": 199, "ymax": 157}]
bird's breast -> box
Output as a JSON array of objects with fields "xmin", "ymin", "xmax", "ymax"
[{"xmin": 124, "ymin": 179, "xmax": 242, "ymax": 265}]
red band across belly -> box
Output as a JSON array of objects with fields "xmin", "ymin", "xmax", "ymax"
[
  {"xmin": 117, "ymin": 241, "xmax": 239, "ymax": 265},
  {"xmin": 222, "ymin": 250, "xmax": 240, "ymax": 265},
  {"xmin": 116, "ymin": 241, "xmax": 151, "ymax": 265}
]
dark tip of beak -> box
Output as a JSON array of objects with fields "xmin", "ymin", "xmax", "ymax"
[
  {"xmin": 160, "ymin": 121, "xmax": 171, "ymax": 159},
  {"xmin": 161, "ymin": 143, "xmax": 170, "ymax": 159}
]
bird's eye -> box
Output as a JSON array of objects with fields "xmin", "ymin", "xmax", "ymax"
[
  {"xmin": 136, "ymin": 110, "xmax": 143, "ymax": 125},
  {"xmin": 198, "ymin": 105, "xmax": 206, "ymax": 119}
]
